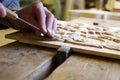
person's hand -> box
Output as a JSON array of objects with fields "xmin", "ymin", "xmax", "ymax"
[
  {"xmin": 0, "ymin": 3, "xmax": 6, "ymax": 17},
  {"xmin": 16, "ymin": 2, "xmax": 57, "ymax": 37}
]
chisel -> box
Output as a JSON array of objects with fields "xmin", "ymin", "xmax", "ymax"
[{"xmin": 5, "ymin": 8, "xmax": 40, "ymax": 31}]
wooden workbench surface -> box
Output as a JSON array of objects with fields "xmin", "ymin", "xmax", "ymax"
[
  {"xmin": 0, "ymin": 29, "xmax": 57, "ymax": 80},
  {"xmin": 0, "ymin": 42, "xmax": 56, "ymax": 80},
  {"xmin": 45, "ymin": 53, "xmax": 120, "ymax": 80}
]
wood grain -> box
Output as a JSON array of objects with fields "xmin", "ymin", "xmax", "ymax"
[
  {"xmin": 45, "ymin": 54, "xmax": 120, "ymax": 80},
  {"xmin": 0, "ymin": 42, "xmax": 56, "ymax": 80}
]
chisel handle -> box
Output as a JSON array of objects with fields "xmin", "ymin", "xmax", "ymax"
[{"xmin": 5, "ymin": 8, "xmax": 18, "ymax": 20}]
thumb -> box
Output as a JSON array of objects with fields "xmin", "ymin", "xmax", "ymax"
[{"xmin": 0, "ymin": 3, "xmax": 6, "ymax": 17}]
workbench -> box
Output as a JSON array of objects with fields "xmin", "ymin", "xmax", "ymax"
[
  {"xmin": 0, "ymin": 29, "xmax": 57, "ymax": 80},
  {"xmin": 1, "ymin": 17, "xmax": 120, "ymax": 80},
  {"xmin": 67, "ymin": 9, "xmax": 120, "ymax": 21}
]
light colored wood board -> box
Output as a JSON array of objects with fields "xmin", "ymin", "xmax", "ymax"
[
  {"xmin": 0, "ymin": 42, "xmax": 56, "ymax": 80},
  {"xmin": 45, "ymin": 54, "xmax": 120, "ymax": 80},
  {"xmin": 0, "ymin": 28, "xmax": 17, "ymax": 46},
  {"xmin": 5, "ymin": 32, "xmax": 120, "ymax": 60}
]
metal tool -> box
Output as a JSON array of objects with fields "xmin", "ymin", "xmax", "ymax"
[{"xmin": 5, "ymin": 8, "xmax": 40, "ymax": 31}]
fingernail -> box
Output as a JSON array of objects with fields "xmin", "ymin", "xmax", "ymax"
[
  {"xmin": 43, "ymin": 28, "xmax": 47, "ymax": 33},
  {"xmin": 48, "ymin": 29, "xmax": 51, "ymax": 35},
  {"xmin": 50, "ymin": 31, "xmax": 54, "ymax": 37},
  {"xmin": 47, "ymin": 29, "xmax": 53, "ymax": 37},
  {"xmin": 42, "ymin": 24, "xmax": 47, "ymax": 33}
]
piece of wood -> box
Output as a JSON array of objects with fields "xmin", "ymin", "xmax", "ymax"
[
  {"xmin": 0, "ymin": 42, "xmax": 56, "ymax": 80},
  {"xmin": 6, "ymin": 31, "xmax": 120, "ymax": 60},
  {"xmin": 0, "ymin": 28, "xmax": 16, "ymax": 46},
  {"xmin": 45, "ymin": 54, "xmax": 120, "ymax": 80},
  {"xmin": 68, "ymin": 9, "xmax": 120, "ymax": 21}
]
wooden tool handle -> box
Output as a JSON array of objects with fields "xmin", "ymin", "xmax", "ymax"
[{"xmin": 5, "ymin": 8, "xmax": 18, "ymax": 20}]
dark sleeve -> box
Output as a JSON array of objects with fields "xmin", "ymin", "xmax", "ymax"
[{"xmin": 0, "ymin": 0, "xmax": 20, "ymax": 29}]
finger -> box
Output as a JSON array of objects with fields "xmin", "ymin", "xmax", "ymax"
[
  {"xmin": 52, "ymin": 18, "xmax": 57, "ymax": 36},
  {"xmin": 0, "ymin": 3, "xmax": 6, "ymax": 17},
  {"xmin": 44, "ymin": 7, "xmax": 54, "ymax": 37},
  {"xmin": 34, "ymin": 2, "xmax": 47, "ymax": 34}
]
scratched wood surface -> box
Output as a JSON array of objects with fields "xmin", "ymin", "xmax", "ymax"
[
  {"xmin": 0, "ymin": 42, "xmax": 56, "ymax": 80},
  {"xmin": 45, "ymin": 53, "xmax": 120, "ymax": 80}
]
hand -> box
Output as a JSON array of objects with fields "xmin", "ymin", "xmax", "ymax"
[
  {"xmin": 16, "ymin": 2, "xmax": 57, "ymax": 37},
  {"xmin": 0, "ymin": 3, "xmax": 6, "ymax": 17}
]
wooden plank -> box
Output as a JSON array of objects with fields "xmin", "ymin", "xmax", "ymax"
[
  {"xmin": 5, "ymin": 31, "xmax": 120, "ymax": 60},
  {"xmin": 0, "ymin": 28, "xmax": 16, "ymax": 46},
  {"xmin": 0, "ymin": 42, "xmax": 56, "ymax": 80},
  {"xmin": 68, "ymin": 9, "xmax": 120, "ymax": 21},
  {"xmin": 45, "ymin": 54, "xmax": 120, "ymax": 80}
]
